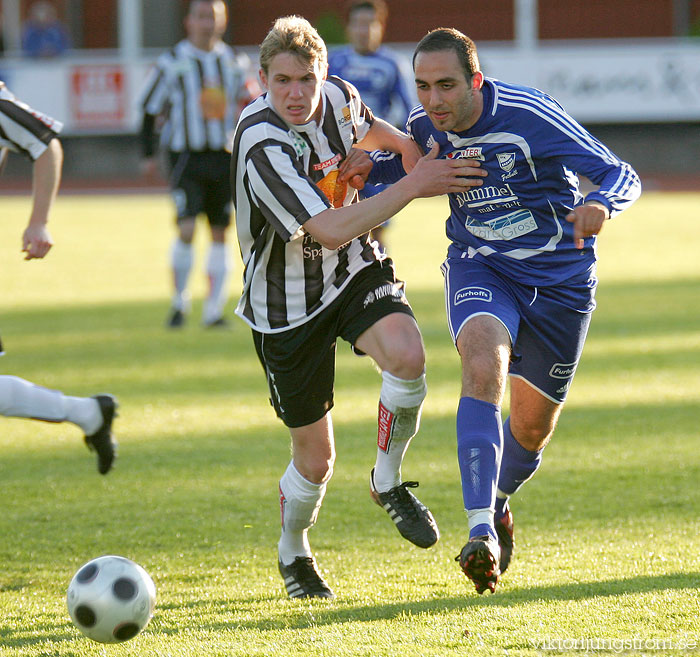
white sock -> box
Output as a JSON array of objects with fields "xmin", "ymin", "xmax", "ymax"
[
  {"xmin": 203, "ymin": 243, "xmax": 231, "ymax": 323},
  {"xmin": 373, "ymin": 371, "xmax": 427, "ymax": 492},
  {"xmin": 170, "ymin": 238, "xmax": 193, "ymax": 312},
  {"xmin": 467, "ymin": 508, "xmax": 495, "ymax": 533},
  {"xmin": 278, "ymin": 461, "xmax": 327, "ymax": 565},
  {"xmin": 0, "ymin": 376, "xmax": 101, "ymax": 433}
]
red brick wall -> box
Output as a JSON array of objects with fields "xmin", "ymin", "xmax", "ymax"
[
  {"xmin": 228, "ymin": 0, "xmax": 697, "ymax": 45},
  {"xmin": 228, "ymin": 0, "xmax": 514, "ymax": 45},
  {"xmin": 53, "ymin": 0, "xmax": 697, "ymax": 49},
  {"xmin": 538, "ymin": 0, "xmax": 674, "ymax": 39},
  {"xmin": 82, "ymin": 0, "xmax": 117, "ymax": 48}
]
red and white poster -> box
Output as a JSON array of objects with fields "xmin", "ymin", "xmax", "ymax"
[{"xmin": 70, "ymin": 65, "xmax": 126, "ymax": 129}]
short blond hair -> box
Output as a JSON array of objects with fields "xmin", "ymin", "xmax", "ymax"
[{"xmin": 259, "ymin": 15, "xmax": 327, "ymax": 74}]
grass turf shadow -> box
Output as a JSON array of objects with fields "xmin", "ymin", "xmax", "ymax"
[{"xmin": 150, "ymin": 571, "xmax": 700, "ymax": 634}]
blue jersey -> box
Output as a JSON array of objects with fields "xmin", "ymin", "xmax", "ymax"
[
  {"xmin": 328, "ymin": 46, "xmax": 415, "ymax": 127},
  {"xmin": 369, "ymin": 78, "xmax": 642, "ymax": 286}
]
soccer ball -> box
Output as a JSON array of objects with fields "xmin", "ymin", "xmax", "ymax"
[{"xmin": 66, "ymin": 555, "xmax": 156, "ymax": 644}]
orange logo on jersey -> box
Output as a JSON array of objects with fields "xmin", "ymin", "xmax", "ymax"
[
  {"xmin": 200, "ymin": 87, "xmax": 227, "ymax": 120},
  {"xmin": 317, "ymin": 169, "xmax": 347, "ymax": 208},
  {"xmin": 339, "ymin": 105, "xmax": 352, "ymax": 126}
]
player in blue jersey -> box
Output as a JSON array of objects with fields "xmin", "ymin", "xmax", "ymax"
[
  {"xmin": 367, "ymin": 28, "xmax": 641, "ymax": 594},
  {"xmin": 328, "ymin": 0, "xmax": 415, "ymax": 252}
]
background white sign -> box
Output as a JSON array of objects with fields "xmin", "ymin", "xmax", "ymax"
[{"xmin": 1, "ymin": 39, "xmax": 699, "ymax": 134}]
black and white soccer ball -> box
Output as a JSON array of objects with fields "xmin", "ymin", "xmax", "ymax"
[{"xmin": 66, "ymin": 555, "xmax": 156, "ymax": 644}]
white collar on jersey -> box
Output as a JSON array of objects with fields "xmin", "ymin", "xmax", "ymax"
[{"xmin": 181, "ymin": 38, "xmax": 226, "ymax": 58}]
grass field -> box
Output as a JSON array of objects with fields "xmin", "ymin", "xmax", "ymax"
[{"xmin": 0, "ymin": 191, "xmax": 699, "ymax": 657}]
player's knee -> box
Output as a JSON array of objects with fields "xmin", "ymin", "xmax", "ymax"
[
  {"xmin": 210, "ymin": 227, "xmax": 227, "ymax": 243},
  {"xmin": 457, "ymin": 317, "xmax": 510, "ymax": 368},
  {"xmin": 383, "ymin": 340, "xmax": 425, "ymax": 380},
  {"xmin": 308, "ymin": 462, "xmax": 334, "ymax": 485},
  {"xmin": 509, "ymin": 399, "xmax": 561, "ymax": 450},
  {"xmin": 177, "ymin": 221, "xmax": 196, "ymax": 243},
  {"xmin": 461, "ymin": 354, "xmax": 506, "ymax": 399},
  {"xmin": 511, "ymin": 421, "xmax": 553, "ymax": 452}
]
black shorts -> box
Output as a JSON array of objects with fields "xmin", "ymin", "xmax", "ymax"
[
  {"xmin": 252, "ymin": 259, "xmax": 415, "ymax": 429},
  {"xmin": 168, "ymin": 150, "xmax": 231, "ymax": 227}
]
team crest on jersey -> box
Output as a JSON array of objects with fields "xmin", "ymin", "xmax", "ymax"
[
  {"xmin": 289, "ymin": 130, "xmax": 308, "ymax": 157},
  {"xmin": 496, "ymin": 152, "xmax": 518, "ymax": 180},
  {"xmin": 448, "ymin": 147, "xmax": 484, "ymax": 161}
]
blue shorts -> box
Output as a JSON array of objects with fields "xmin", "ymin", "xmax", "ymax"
[{"xmin": 441, "ymin": 257, "xmax": 597, "ymax": 403}]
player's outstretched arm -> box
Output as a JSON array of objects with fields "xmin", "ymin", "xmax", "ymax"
[
  {"xmin": 304, "ymin": 144, "xmax": 486, "ymax": 250},
  {"xmin": 337, "ymin": 147, "xmax": 373, "ymax": 190},
  {"xmin": 22, "ymin": 138, "xmax": 62, "ymax": 260},
  {"xmin": 356, "ymin": 117, "xmax": 422, "ymax": 172}
]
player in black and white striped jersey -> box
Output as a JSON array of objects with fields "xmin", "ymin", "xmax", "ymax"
[
  {"xmin": 0, "ymin": 81, "xmax": 62, "ymax": 258},
  {"xmin": 233, "ymin": 76, "xmax": 380, "ymax": 332},
  {"xmin": 138, "ymin": 0, "xmax": 257, "ymax": 328},
  {"xmin": 232, "ymin": 16, "xmax": 480, "ymax": 599},
  {"xmin": 0, "ymin": 81, "xmax": 118, "ymax": 474}
]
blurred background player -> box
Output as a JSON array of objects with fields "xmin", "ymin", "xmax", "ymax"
[
  {"xmin": 138, "ymin": 0, "xmax": 257, "ymax": 328},
  {"xmin": 21, "ymin": 1, "xmax": 70, "ymax": 58},
  {"xmin": 328, "ymin": 0, "xmax": 415, "ymax": 252},
  {"xmin": 0, "ymin": 81, "xmax": 117, "ymax": 474}
]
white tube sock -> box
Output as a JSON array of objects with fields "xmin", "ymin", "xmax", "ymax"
[
  {"xmin": 170, "ymin": 238, "xmax": 193, "ymax": 312},
  {"xmin": 373, "ymin": 371, "xmax": 427, "ymax": 492},
  {"xmin": 203, "ymin": 243, "xmax": 231, "ymax": 324},
  {"xmin": 0, "ymin": 375, "xmax": 101, "ymax": 433},
  {"xmin": 278, "ymin": 461, "xmax": 328, "ymax": 565}
]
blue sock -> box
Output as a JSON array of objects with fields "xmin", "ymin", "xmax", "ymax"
[
  {"xmin": 456, "ymin": 397, "xmax": 503, "ymax": 541},
  {"xmin": 494, "ymin": 495, "xmax": 508, "ymax": 520},
  {"xmin": 494, "ymin": 417, "xmax": 543, "ymax": 519}
]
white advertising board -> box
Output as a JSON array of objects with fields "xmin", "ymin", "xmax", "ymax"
[
  {"xmin": 0, "ymin": 56, "xmax": 150, "ymax": 135},
  {"xmin": 478, "ymin": 40, "xmax": 700, "ymax": 123},
  {"xmin": 1, "ymin": 39, "xmax": 699, "ymax": 135}
]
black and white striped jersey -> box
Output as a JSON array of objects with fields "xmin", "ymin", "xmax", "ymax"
[
  {"xmin": 0, "ymin": 81, "xmax": 62, "ymax": 160},
  {"xmin": 232, "ymin": 76, "xmax": 381, "ymax": 333},
  {"xmin": 138, "ymin": 40, "xmax": 251, "ymax": 154}
]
